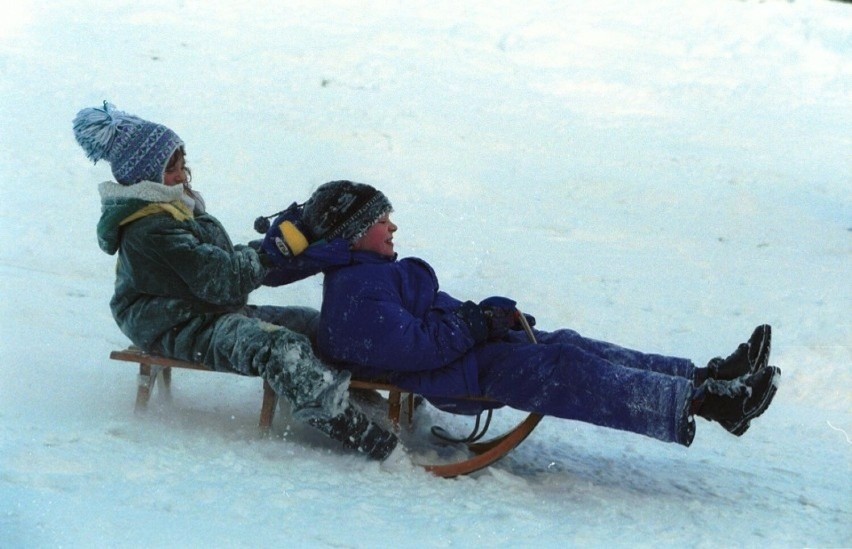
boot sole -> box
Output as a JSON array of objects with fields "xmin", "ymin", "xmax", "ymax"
[{"xmin": 749, "ymin": 324, "xmax": 771, "ymax": 372}]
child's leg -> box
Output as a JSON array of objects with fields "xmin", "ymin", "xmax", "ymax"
[
  {"xmin": 160, "ymin": 312, "xmax": 348, "ymax": 418},
  {"xmin": 243, "ymin": 305, "xmax": 320, "ymax": 346},
  {"xmin": 161, "ymin": 312, "xmax": 397, "ymax": 459},
  {"xmin": 476, "ymin": 342, "xmax": 696, "ymax": 445},
  {"xmin": 524, "ymin": 328, "xmax": 696, "ymax": 379}
]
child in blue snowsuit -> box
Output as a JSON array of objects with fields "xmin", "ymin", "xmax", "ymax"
[
  {"xmin": 260, "ymin": 180, "xmax": 780, "ymax": 447},
  {"xmin": 73, "ymin": 104, "xmax": 397, "ymax": 460}
]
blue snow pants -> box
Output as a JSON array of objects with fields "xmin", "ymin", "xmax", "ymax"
[{"xmin": 474, "ymin": 328, "xmax": 697, "ymax": 446}]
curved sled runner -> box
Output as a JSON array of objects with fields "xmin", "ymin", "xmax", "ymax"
[
  {"xmin": 348, "ymin": 378, "xmax": 543, "ymax": 478},
  {"xmin": 425, "ymin": 413, "xmax": 543, "ymax": 477}
]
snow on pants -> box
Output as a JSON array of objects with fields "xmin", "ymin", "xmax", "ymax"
[
  {"xmin": 158, "ymin": 305, "xmax": 349, "ymax": 422},
  {"xmin": 475, "ymin": 328, "xmax": 697, "ymax": 445}
]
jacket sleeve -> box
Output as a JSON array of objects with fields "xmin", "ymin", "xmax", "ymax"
[
  {"xmin": 124, "ymin": 215, "xmax": 267, "ymax": 305},
  {"xmin": 262, "ymin": 239, "xmax": 353, "ymax": 287},
  {"xmin": 320, "ymin": 267, "xmax": 480, "ymax": 372}
]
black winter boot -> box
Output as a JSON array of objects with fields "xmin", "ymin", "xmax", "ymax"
[
  {"xmin": 308, "ymin": 404, "xmax": 399, "ymax": 460},
  {"xmin": 693, "ymin": 365, "xmax": 780, "ymax": 436},
  {"xmin": 706, "ymin": 324, "xmax": 772, "ymax": 381}
]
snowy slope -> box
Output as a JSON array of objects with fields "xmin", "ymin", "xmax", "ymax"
[{"xmin": 1, "ymin": 0, "xmax": 849, "ymax": 546}]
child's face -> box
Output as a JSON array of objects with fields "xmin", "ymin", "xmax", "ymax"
[
  {"xmin": 352, "ymin": 214, "xmax": 397, "ymax": 257},
  {"xmin": 163, "ymin": 152, "xmax": 187, "ymax": 186}
]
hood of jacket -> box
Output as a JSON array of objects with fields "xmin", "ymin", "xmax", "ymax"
[{"xmin": 97, "ymin": 180, "xmax": 193, "ymax": 255}]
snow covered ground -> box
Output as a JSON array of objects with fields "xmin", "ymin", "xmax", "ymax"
[{"xmin": 1, "ymin": 0, "xmax": 850, "ymax": 546}]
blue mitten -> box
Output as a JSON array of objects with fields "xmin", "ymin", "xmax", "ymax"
[
  {"xmin": 479, "ymin": 296, "xmax": 518, "ymax": 340},
  {"xmin": 252, "ymin": 202, "xmax": 311, "ymax": 265},
  {"xmin": 478, "ymin": 296, "xmax": 536, "ymax": 339},
  {"xmin": 260, "ymin": 237, "xmax": 354, "ymax": 287},
  {"xmin": 263, "ymin": 219, "xmax": 309, "ymax": 260}
]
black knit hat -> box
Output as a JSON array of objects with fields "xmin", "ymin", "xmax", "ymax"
[{"xmin": 302, "ymin": 180, "xmax": 393, "ymax": 243}]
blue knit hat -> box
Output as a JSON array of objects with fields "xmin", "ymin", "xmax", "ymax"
[{"xmin": 73, "ymin": 101, "xmax": 184, "ymax": 185}]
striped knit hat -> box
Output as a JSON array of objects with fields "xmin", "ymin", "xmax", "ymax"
[{"xmin": 73, "ymin": 101, "xmax": 184, "ymax": 185}]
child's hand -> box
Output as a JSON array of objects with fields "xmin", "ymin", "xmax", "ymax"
[
  {"xmin": 264, "ymin": 220, "xmax": 309, "ymax": 260},
  {"xmin": 478, "ymin": 296, "xmax": 537, "ymax": 340},
  {"xmin": 479, "ymin": 296, "xmax": 519, "ymax": 340}
]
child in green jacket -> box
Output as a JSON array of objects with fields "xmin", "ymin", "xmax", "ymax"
[{"xmin": 74, "ymin": 103, "xmax": 397, "ymax": 460}]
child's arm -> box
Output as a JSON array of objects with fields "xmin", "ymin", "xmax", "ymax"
[
  {"xmin": 254, "ymin": 208, "xmax": 354, "ymax": 286},
  {"xmin": 125, "ymin": 215, "xmax": 265, "ymax": 305},
  {"xmin": 260, "ymin": 239, "xmax": 352, "ymax": 287}
]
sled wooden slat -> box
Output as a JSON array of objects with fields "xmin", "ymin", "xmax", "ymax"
[
  {"xmin": 110, "ymin": 347, "xmax": 543, "ymax": 478},
  {"xmin": 110, "ymin": 347, "xmax": 278, "ymax": 435}
]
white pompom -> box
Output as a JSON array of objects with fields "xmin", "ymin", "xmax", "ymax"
[{"xmin": 72, "ymin": 101, "xmax": 142, "ymax": 163}]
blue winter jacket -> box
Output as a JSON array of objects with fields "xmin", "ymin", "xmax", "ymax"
[{"xmin": 318, "ymin": 252, "xmax": 495, "ymax": 414}]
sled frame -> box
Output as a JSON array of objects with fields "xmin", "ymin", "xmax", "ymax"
[
  {"xmin": 109, "ymin": 347, "xmax": 278, "ymax": 435},
  {"xmin": 109, "ymin": 314, "xmax": 542, "ymax": 478}
]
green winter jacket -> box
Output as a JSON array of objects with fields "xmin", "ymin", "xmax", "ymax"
[{"xmin": 97, "ymin": 181, "xmax": 267, "ymax": 354}]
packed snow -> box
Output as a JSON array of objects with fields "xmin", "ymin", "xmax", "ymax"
[{"xmin": 1, "ymin": 0, "xmax": 850, "ymax": 546}]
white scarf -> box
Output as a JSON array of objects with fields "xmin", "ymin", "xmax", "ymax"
[{"xmin": 99, "ymin": 180, "xmax": 206, "ymax": 214}]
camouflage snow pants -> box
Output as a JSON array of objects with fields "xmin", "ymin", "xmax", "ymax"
[{"xmin": 159, "ymin": 304, "xmax": 350, "ymax": 421}]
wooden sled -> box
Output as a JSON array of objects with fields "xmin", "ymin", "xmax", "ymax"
[{"xmin": 110, "ymin": 323, "xmax": 542, "ymax": 478}]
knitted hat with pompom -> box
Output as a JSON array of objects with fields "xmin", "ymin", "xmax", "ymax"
[{"xmin": 73, "ymin": 101, "xmax": 184, "ymax": 185}]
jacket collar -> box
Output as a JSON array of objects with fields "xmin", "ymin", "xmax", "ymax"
[
  {"xmin": 99, "ymin": 180, "xmax": 186, "ymax": 205},
  {"xmin": 350, "ymin": 250, "xmax": 397, "ymax": 264}
]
